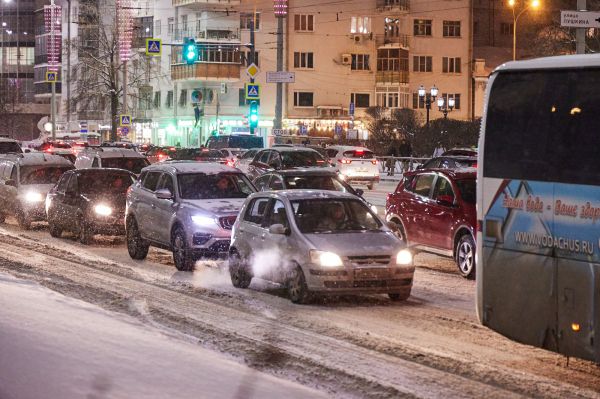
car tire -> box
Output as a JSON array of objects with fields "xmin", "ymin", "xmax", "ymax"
[
  {"xmin": 456, "ymin": 234, "xmax": 476, "ymax": 279},
  {"xmin": 388, "ymin": 290, "xmax": 411, "ymax": 301},
  {"xmin": 367, "ymin": 183, "xmax": 375, "ymax": 190},
  {"xmin": 171, "ymin": 226, "xmax": 195, "ymax": 272},
  {"xmin": 288, "ymin": 266, "xmax": 311, "ymax": 304},
  {"xmin": 78, "ymin": 217, "xmax": 94, "ymax": 245},
  {"xmin": 388, "ymin": 219, "xmax": 406, "ymax": 242},
  {"xmin": 229, "ymin": 250, "xmax": 253, "ymax": 289},
  {"xmin": 126, "ymin": 217, "xmax": 149, "ymax": 260},
  {"xmin": 48, "ymin": 220, "xmax": 63, "ymax": 238},
  {"xmin": 16, "ymin": 209, "xmax": 31, "ymax": 230}
]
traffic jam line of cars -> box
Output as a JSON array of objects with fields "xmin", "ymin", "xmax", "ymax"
[{"xmin": 0, "ymin": 137, "xmax": 476, "ymax": 303}]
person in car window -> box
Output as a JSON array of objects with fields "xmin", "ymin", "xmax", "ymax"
[
  {"xmin": 214, "ymin": 176, "xmax": 234, "ymax": 196},
  {"xmin": 318, "ymin": 203, "xmax": 347, "ymax": 231}
]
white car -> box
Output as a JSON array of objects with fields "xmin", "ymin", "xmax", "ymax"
[
  {"xmin": 326, "ymin": 146, "xmax": 380, "ymax": 190},
  {"xmin": 233, "ymin": 148, "xmax": 261, "ymax": 174},
  {"xmin": 218, "ymin": 148, "xmax": 245, "ymax": 165}
]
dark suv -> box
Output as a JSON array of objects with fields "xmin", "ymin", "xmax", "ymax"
[
  {"xmin": 385, "ymin": 168, "xmax": 476, "ymax": 278},
  {"xmin": 246, "ymin": 147, "xmax": 329, "ymax": 181}
]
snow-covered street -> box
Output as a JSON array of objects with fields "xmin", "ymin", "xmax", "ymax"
[{"xmin": 0, "ymin": 207, "xmax": 599, "ymax": 398}]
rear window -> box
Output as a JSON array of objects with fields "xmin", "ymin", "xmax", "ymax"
[
  {"xmin": 102, "ymin": 157, "xmax": 149, "ymax": 174},
  {"xmin": 173, "ymin": 149, "xmax": 223, "ymax": 161},
  {"xmin": 342, "ymin": 150, "xmax": 374, "ymax": 159},
  {"xmin": 281, "ymin": 151, "xmax": 327, "ymax": 168},
  {"xmin": 0, "ymin": 141, "xmax": 22, "ymax": 154},
  {"xmin": 454, "ymin": 159, "xmax": 477, "ymax": 168},
  {"xmin": 19, "ymin": 166, "xmax": 73, "ymax": 185},
  {"xmin": 484, "ymin": 68, "xmax": 600, "ymax": 185},
  {"xmin": 284, "ymin": 175, "xmax": 350, "ymax": 192}
]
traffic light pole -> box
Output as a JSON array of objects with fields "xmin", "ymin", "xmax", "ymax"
[
  {"xmin": 249, "ymin": 20, "xmax": 256, "ymax": 135},
  {"xmin": 274, "ymin": 16, "xmax": 283, "ymax": 130}
]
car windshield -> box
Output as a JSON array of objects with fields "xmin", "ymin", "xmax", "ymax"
[
  {"xmin": 456, "ymin": 178, "xmax": 476, "ymax": 204},
  {"xmin": 19, "ymin": 166, "xmax": 72, "ymax": 184},
  {"xmin": 78, "ymin": 172, "xmax": 136, "ymax": 195},
  {"xmin": 241, "ymin": 150, "xmax": 257, "ymax": 160},
  {"xmin": 281, "ymin": 151, "xmax": 327, "ymax": 168},
  {"xmin": 0, "ymin": 142, "xmax": 22, "ymax": 153},
  {"xmin": 284, "ymin": 175, "xmax": 351, "ymax": 192},
  {"xmin": 291, "ymin": 198, "xmax": 382, "ymax": 234},
  {"xmin": 178, "ymin": 173, "xmax": 255, "ymax": 200},
  {"xmin": 101, "ymin": 158, "xmax": 149, "ymax": 174}
]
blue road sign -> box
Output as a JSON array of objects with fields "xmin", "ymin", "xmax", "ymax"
[
  {"xmin": 349, "ymin": 102, "xmax": 355, "ymax": 116},
  {"xmin": 245, "ymin": 83, "xmax": 261, "ymax": 100},
  {"xmin": 121, "ymin": 126, "xmax": 130, "ymax": 135},
  {"xmin": 146, "ymin": 39, "xmax": 162, "ymax": 56},
  {"xmin": 120, "ymin": 115, "xmax": 132, "ymax": 126}
]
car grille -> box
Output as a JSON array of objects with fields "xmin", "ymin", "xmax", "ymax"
[
  {"xmin": 347, "ymin": 255, "xmax": 392, "ymax": 266},
  {"xmin": 209, "ymin": 240, "xmax": 230, "ymax": 253},
  {"xmin": 324, "ymin": 278, "xmax": 412, "ymax": 289},
  {"xmin": 219, "ymin": 216, "xmax": 237, "ymax": 230}
]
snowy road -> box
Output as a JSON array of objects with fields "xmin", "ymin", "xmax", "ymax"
[{"xmin": 0, "ymin": 212, "xmax": 599, "ymax": 398}]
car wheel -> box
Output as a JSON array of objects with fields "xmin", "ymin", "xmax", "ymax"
[
  {"xmin": 48, "ymin": 220, "xmax": 63, "ymax": 238},
  {"xmin": 77, "ymin": 217, "xmax": 94, "ymax": 245},
  {"xmin": 16, "ymin": 209, "xmax": 31, "ymax": 230},
  {"xmin": 388, "ymin": 290, "xmax": 411, "ymax": 301},
  {"xmin": 127, "ymin": 217, "xmax": 149, "ymax": 260},
  {"xmin": 229, "ymin": 250, "xmax": 252, "ymax": 289},
  {"xmin": 288, "ymin": 266, "xmax": 311, "ymax": 304},
  {"xmin": 367, "ymin": 183, "xmax": 375, "ymax": 190},
  {"xmin": 456, "ymin": 234, "xmax": 476, "ymax": 279},
  {"xmin": 171, "ymin": 226, "xmax": 195, "ymax": 272},
  {"xmin": 388, "ymin": 219, "xmax": 406, "ymax": 242}
]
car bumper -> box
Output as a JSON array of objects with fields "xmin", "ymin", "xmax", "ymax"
[
  {"xmin": 89, "ymin": 215, "xmax": 126, "ymax": 236},
  {"xmin": 189, "ymin": 232, "xmax": 232, "ymax": 260},
  {"xmin": 22, "ymin": 204, "xmax": 47, "ymax": 221},
  {"xmin": 343, "ymin": 175, "xmax": 380, "ymax": 183},
  {"xmin": 306, "ymin": 265, "xmax": 414, "ymax": 295}
]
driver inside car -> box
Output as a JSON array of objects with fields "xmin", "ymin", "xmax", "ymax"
[{"xmin": 317, "ymin": 202, "xmax": 347, "ymax": 231}]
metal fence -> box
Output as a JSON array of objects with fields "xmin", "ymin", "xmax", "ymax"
[{"xmin": 375, "ymin": 156, "xmax": 431, "ymax": 176}]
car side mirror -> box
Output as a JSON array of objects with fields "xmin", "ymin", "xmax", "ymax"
[
  {"xmin": 355, "ymin": 188, "xmax": 364, "ymax": 197},
  {"xmin": 5, "ymin": 179, "xmax": 16, "ymax": 187},
  {"xmin": 155, "ymin": 188, "xmax": 173, "ymax": 200},
  {"xmin": 269, "ymin": 224, "xmax": 287, "ymax": 235},
  {"xmin": 436, "ymin": 194, "xmax": 455, "ymax": 207}
]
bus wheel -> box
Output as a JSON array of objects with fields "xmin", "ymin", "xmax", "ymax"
[{"xmin": 456, "ymin": 234, "xmax": 476, "ymax": 279}]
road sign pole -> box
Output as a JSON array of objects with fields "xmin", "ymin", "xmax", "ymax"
[
  {"xmin": 51, "ymin": 81, "xmax": 56, "ymax": 141},
  {"xmin": 274, "ymin": 16, "xmax": 284, "ymax": 130},
  {"xmin": 577, "ymin": 0, "xmax": 587, "ymax": 54},
  {"xmin": 250, "ymin": 19, "xmax": 256, "ymax": 135}
]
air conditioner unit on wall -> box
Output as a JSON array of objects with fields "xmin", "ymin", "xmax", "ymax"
[
  {"xmin": 353, "ymin": 35, "xmax": 363, "ymax": 44},
  {"xmin": 341, "ymin": 54, "xmax": 352, "ymax": 65}
]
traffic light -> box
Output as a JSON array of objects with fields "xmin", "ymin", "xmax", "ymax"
[
  {"xmin": 183, "ymin": 38, "xmax": 198, "ymax": 65},
  {"xmin": 248, "ymin": 101, "xmax": 259, "ymax": 129}
]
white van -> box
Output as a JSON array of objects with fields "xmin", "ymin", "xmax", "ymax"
[{"xmin": 74, "ymin": 147, "xmax": 149, "ymax": 175}]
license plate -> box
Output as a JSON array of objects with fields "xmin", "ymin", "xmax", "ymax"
[{"xmin": 354, "ymin": 268, "xmax": 390, "ymax": 280}]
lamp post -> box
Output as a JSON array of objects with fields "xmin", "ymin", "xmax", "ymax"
[
  {"xmin": 418, "ymin": 84, "xmax": 438, "ymax": 126},
  {"xmin": 508, "ymin": 0, "xmax": 541, "ymax": 61},
  {"xmin": 437, "ymin": 97, "xmax": 455, "ymax": 118}
]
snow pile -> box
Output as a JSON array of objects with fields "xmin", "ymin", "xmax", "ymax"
[{"xmin": 0, "ymin": 272, "xmax": 325, "ymax": 399}]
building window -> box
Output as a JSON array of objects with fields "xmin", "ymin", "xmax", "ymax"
[
  {"xmin": 413, "ymin": 56, "xmax": 432, "ymax": 72},
  {"xmin": 196, "ymin": 13, "xmax": 202, "ymax": 34},
  {"xmin": 443, "ymin": 21, "xmax": 461, "ymax": 37},
  {"xmin": 351, "ymin": 54, "xmax": 370, "ymax": 70},
  {"xmin": 154, "ymin": 19, "xmax": 161, "ymax": 35},
  {"xmin": 442, "ymin": 57, "xmax": 461, "ymax": 73},
  {"xmin": 294, "ymin": 92, "xmax": 314, "ymax": 107},
  {"xmin": 166, "ymin": 90, "xmax": 173, "ymax": 108},
  {"xmin": 351, "ymin": 16, "xmax": 371, "ymax": 34},
  {"xmin": 168, "ymin": 18, "xmax": 174, "ymax": 37},
  {"xmin": 441, "ymin": 93, "xmax": 461, "ymax": 109},
  {"xmin": 413, "ymin": 19, "xmax": 432, "ymax": 36},
  {"xmin": 500, "ymin": 22, "xmax": 514, "ymax": 35},
  {"xmin": 240, "ymin": 12, "xmax": 260, "ymax": 30},
  {"xmin": 384, "ymin": 17, "xmax": 400, "ymax": 38},
  {"xmin": 378, "ymin": 48, "xmax": 408, "ymax": 72},
  {"xmin": 154, "ymin": 91, "xmax": 161, "ymax": 109},
  {"xmin": 294, "ymin": 52, "xmax": 314, "ymax": 69},
  {"xmin": 412, "ymin": 92, "xmax": 426, "ymax": 109},
  {"xmin": 294, "ymin": 14, "xmax": 314, "ymax": 32},
  {"xmin": 181, "ymin": 15, "xmax": 188, "ymax": 31},
  {"xmin": 138, "ymin": 16, "xmax": 153, "ymax": 38},
  {"xmin": 351, "ymin": 93, "xmax": 370, "ymax": 108},
  {"xmin": 243, "ymin": 51, "xmax": 259, "ymax": 66},
  {"xmin": 377, "ymin": 87, "xmax": 409, "ymax": 109},
  {"xmin": 179, "ymin": 89, "xmax": 187, "ymax": 107}
]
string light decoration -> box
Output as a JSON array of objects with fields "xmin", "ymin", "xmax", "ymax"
[
  {"xmin": 274, "ymin": 0, "xmax": 288, "ymax": 17},
  {"xmin": 117, "ymin": 0, "xmax": 133, "ymax": 62},
  {"xmin": 44, "ymin": 4, "xmax": 62, "ymax": 72}
]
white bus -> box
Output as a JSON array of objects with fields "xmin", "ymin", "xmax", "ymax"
[{"xmin": 477, "ymin": 54, "xmax": 600, "ymax": 363}]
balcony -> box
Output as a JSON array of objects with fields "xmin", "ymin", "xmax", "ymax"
[
  {"xmin": 376, "ymin": 70, "xmax": 409, "ymax": 84},
  {"xmin": 174, "ymin": 28, "xmax": 240, "ymax": 42},
  {"xmin": 376, "ymin": 0, "xmax": 409, "ymax": 12},
  {"xmin": 171, "ymin": 63, "xmax": 240, "ymax": 82},
  {"xmin": 375, "ymin": 34, "xmax": 409, "ymax": 49},
  {"xmin": 172, "ymin": 0, "xmax": 240, "ymax": 7}
]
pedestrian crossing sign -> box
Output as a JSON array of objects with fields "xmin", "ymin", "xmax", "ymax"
[
  {"xmin": 45, "ymin": 71, "xmax": 58, "ymax": 82},
  {"xmin": 120, "ymin": 114, "xmax": 132, "ymax": 127},
  {"xmin": 145, "ymin": 39, "xmax": 162, "ymax": 56},
  {"xmin": 245, "ymin": 83, "xmax": 260, "ymax": 100}
]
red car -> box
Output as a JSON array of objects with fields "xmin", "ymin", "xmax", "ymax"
[{"xmin": 385, "ymin": 168, "xmax": 476, "ymax": 278}]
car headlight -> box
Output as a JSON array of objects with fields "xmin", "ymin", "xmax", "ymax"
[
  {"xmin": 396, "ymin": 249, "xmax": 413, "ymax": 265},
  {"xmin": 94, "ymin": 204, "xmax": 113, "ymax": 216},
  {"xmin": 191, "ymin": 215, "xmax": 217, "ymax": 227},
  {"xmin": 338, "ymin": 173, "xmax": 347, "ymax": 181},
  {"xmin": 24, "ymin": 191, "xmax": 44, "ymax": 203},
  {"xmin": 370, "ymin": 205, "xmax": 378, "ymax": 214},
  {"xmin": 310, "ymin": 250, "xmax": 344, "ymax": 267}
]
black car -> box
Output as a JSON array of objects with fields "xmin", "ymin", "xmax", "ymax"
[
  {"xmin": 46, "ymin": 168, "xmax": 137, "ymax": 244},
  {"xmin": 252, "ymin": 169, "xmax": 378, "ymax": 213},
  {"xmin": 419, "ymin": 156, "xmax": 477, "ymax": 170},
  {"xmin": 170, "ymin": 148, "xmax": 228, "ymax": 164},
  {"xmin": 247, "ymin": 147, "xmax": 330, "ymax": 181}
]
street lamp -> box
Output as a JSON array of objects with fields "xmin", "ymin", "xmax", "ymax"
[
  {"xmin": 418, "ymin": 84, "xmax": 438, "ymax": 126},
  {"xmin": 437, "ymin": 97, "xmax": 455, "ymax": 118},
  {"xmin": 508, "ymin": 0, "xmax": 541, "ymax": 61}
]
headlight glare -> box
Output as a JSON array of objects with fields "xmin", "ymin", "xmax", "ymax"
[
  {"xmin": 396, "ymin": 249, "xmax": 413, "ymax": 265},
  {"xmin": 370, "ymin": 205, "xmax": 378, "ymax": 214},
  {"xmin": 25, "ymin": 191, "xmax": 44, "ymax": 203},
  {"xmin": 310, "ymin": 250, "xmax": 343, "ymax": 267},
  {"xmin": 192, "ymin": 215, "xmax": 217, "ymax": 227},
  {"xmin": 94, "ymin": 204, "xmax": 113, "ymax": 216}
]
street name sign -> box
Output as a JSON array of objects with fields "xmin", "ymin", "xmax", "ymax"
[
  {"xmin": 120, "ymin": 115, "xmax": 132, "ymax": 127},
  {"xmin": 245, "ymin": 83, "xmax": 261, "ymax": 100},
  {"xmin": 561, "ymin": 10, "xmax": 600, "ymax": 28},
  {"xmin": 266, "ymin": 71, "xmax": 295, "ymax": 83},
  {"xmin": 146, "ymin": 39, "xmax": 162, "ymax": 56}
]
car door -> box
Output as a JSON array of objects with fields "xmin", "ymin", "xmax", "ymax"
[
  {"xmin": 153, "ymin": 172, "xmax": 177, "ymax": 244},
  {"xmin": 248, "ymin": 150, "xmax": 272, "ymax": 180},
  {"xmin": 48, "ymin": 172, "xmax": 71, "ymax": 227},
  {"xmin": 239, "ymin": 197, "xmax": 271, "ymax": 275},
  {"xmin": 262, "ymin": 199, "xmax": 294, "ymax": 284},
  {"xmin": 254, "ymin": 174, "xmax": 272, "ymax": 192},
  {"xmin": 404, "ymin": 172, "xmax": 436, "ymax": 245},
  {"xmin": 268, "ymin": 175, "xmax": 285, "ymax": 190},
  {"xmin": 136, "ymin": 171, "xmax": 162, "ymax": 236},
  {"xmin": 62, "ymin": 173, "xmax": 81, "ymax": 231},
  {"xmin": 428, "ymin": 174, "xmax": 458, "ymax": 251}
]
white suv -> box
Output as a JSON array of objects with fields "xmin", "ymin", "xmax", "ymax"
[
  {"xmin": 326, "ymin": 146, "xmax": 380, "ymax": 190},
  {"xmin": 125, "ymin": 162, "xmax": 256, "ymax": 271}
]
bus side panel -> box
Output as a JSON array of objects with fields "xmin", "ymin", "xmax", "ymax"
[
  {"xmin": 556, "ymin": 259, "xmax": 599, "ymax": 363},
  {"xmin": 481, "ymin": 246, "xmax": 557, "ymax": 350}
]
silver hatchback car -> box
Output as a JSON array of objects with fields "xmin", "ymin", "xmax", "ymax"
[{"xmin": 229, "ymin": 190, "xmax": 414, "ymax": 303}]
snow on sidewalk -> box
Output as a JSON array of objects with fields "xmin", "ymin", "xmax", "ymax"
[{"xmin": 0, "ymin": 273, "xmax": 327, "ymax": 399}]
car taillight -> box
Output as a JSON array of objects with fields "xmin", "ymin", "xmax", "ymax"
[
  {"xmin": 45, "ymin": 147, "xmax": 53, "ymax": 153},
  {"xmin": 371, "ymin": 160, "xmax": 378, "ymax": 165},
  {"xmin": 338, "ymin": 159, "xmax": 352, "ymax": 164},
  {"xmin": 226, "ymin": 160, "xmax": 235, "ymax": 167},
  {"xmin": 473, "ymin": 163, "xmax": 478, "ymax": 168}
]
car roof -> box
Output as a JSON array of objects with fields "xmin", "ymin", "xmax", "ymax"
[
  {"xmin": 268, "ymin": 147, "xmax": 321, "ymax": 153},
  {"xmin": 142, "ymin": 161, "xmax": 239, "ymax": 174},
  {"xmin": 430, "ymin": 155, "xmax": 477, "ymax": 161},
  {"xmin": 270, "ymin": 169, "xmax": 339, "ymax": 177},
  {"xmin": 80, "ymin": 148, "xmax": 146, "ymax": 158},
  {"xmin": 494, "ymin": 54, "xmax": 600, "ymax": 73},
  {"xmin": 0, "ymin": 137, "xmax": 19, "ymax": 143},
  {"xmin": 253, "ymin": 189, "xmax": 359, "ymax": 201},
  {"xmin": 327, "ymin": 145, "xmax": 373, "ymax": 152},
  {"xmin": 409, "ymin": 167, "xmax": 477, "ymax": 179},
  {"xmin": 74, "ymin": 168, "xmax": 136, "ymax": 176},
  {"xmin": 0, "ymin": 152, "xmax": 73, "ymax": 166}
]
